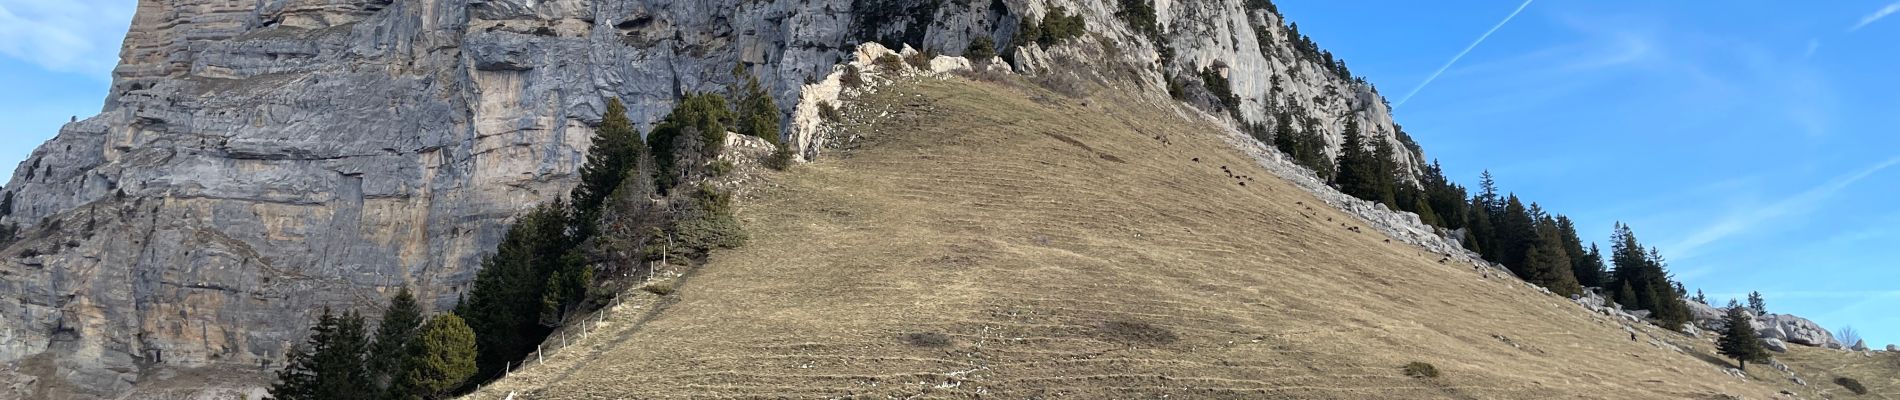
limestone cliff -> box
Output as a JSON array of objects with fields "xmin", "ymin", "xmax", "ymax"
[{"xmin": 0, "ymin": 0, "xmax": 1425, "ymax": 397}]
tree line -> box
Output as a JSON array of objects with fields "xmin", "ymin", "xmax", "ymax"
[
  {"xmin": 1250, "ymin": 107, "xmax": 1702, "ymax": 331},
  {"xmin": 270, "ymin": 65, "xmax": 784, "ymax": 399}
]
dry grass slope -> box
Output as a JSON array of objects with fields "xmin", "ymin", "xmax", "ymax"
[
  {"xmin": 1778, "ymin": 346, "xmax": 1900, "ymax": 398},
  {"xmin": 467, "ymin": 77, "xmax": 1806, "ymax": 399}
]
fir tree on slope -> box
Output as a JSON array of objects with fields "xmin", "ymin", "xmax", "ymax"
[
  {"xmin": 1718, "ymin": 305, "xmax": 1770, "ymax": 371},
  {"xmin": 269, "ymin": 309, "xmax": 370, "ymax": 400},
  {"xmin": 368, "ymin": 288, "xmax": 424, "ymax": 393},
  {"xmin": 1747, "ymin": 291, "xmax": 1767, "ymax": 315},
  {"xmin": 573, "ymin": 99, "xmax": 647, "ymax": 222}
]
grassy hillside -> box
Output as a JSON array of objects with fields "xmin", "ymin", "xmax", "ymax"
[
  {"xmin": 1778, "ymin": 345, "xmax": 1900, "ymax": 398},
  {"xmin": 465, "ymin": 76, "xmax": 1812, "ymax": 399}
]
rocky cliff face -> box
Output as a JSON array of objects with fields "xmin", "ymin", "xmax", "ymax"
[{"xmin": 0, "ymin": 0, "xmax": 1427, "ymax": 397}]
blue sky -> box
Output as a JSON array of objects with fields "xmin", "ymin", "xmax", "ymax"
[
  {"xmin": 0, "ymin": 0, "xmax": 132, "ymax": 180},
  {"xmin": 1, "ymin": 1, "xmax": 1896, "ymax": 346},
  {"xmin": 1278, "ymin": 0, "xmax": 1900, "ymax": 346}
]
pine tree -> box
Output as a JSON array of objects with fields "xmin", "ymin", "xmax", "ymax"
[
  {"xmin": 1718, "ymin": 305, "xmax": 1769, "ymax": 371},
  {"xmin": 1747, "ymin": 291, "xmax": 1766, "ymax": 315},
  {"xmin": 1694, "ymin": 289, "xmax": 1708, "ymax": 305},
  {"xmin": 390, "ymin": 314, "xmax": 478, "ymax": 400},
  {"xmin": 573, "ymin": 98, "xmax": 647, "ymax": 222},
  {"xmin": 369, "ymin": 288, "xmax": 424, "ymax": 392},
  {"xmin": 1578, "ymin": 243, "xmax": 1609, "ymax": 289}
]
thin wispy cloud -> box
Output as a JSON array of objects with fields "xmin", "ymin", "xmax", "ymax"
[
  {"xmin": 1670, "ymin": 157, "xmax": 1900, "ymax": 259},
  {"xmin": 1395, "ymin": 0, "xmax": 1536, "ymax": 107},
  {"xmin": 0, "ymin": 0, "xmax": 137, "ymax": 78},
  {"xmin": 1850, "ymin": 1, "xmax": 1900, "ymax": 31}
]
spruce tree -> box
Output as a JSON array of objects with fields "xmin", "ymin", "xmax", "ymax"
[
  {"xmin": 313, "ymin": 311, "xmax": 370, "ymax": 399},
  {"xmin": 270, "ymin": 308, "xmax": 371, "ymax": 400},
  {"xmin": 390, "ymin": 314, "xmax": 478, "ymax": 400},
  {"xmin": 730, "ymin": 64, "xmax": 782, "ymax": 146},
  {"xmin": 1747, "ymin": 291, "xmax": 1766, "ymax": 315},
  {"xmin": 369, "ymin": 288, "xmax": 424, "ymax": 392},
  {"xmin": 1524, "ymin": 220, "xmax": 1582, "ymax": 297},
  {"xmin": 1613, "ymin": 282, "xmax": 1638, "ymax": 309},
  {"xmin": 1718, "ymin": 305, "xmax": 1769, "ymax": 371},
  {"xmin": 1334, "ymin": 119, "xmax": 1389, "ymax": 203},
  {"xmin": 462, "ymin": 202, "xmax": 574, "ymax": 376},
  {"xmin": 1579, "ymin": 243, "xmax": 1609, "ymax": 289},
  {"xmin": 573, "ymin": 98, "xmax": 647, "ymax": 222},
  {"xmin": 270, "ymin": 314, "xmax": 326, "ymax": 400},
  {"xmin": 1496, "ymin": 196, "xmax": 1535, "ymax": 273}
]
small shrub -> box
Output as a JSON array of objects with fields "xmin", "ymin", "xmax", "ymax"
[
  {"xmin": 18, "ymin": 247, "xmax": 41, "ymax": 258},
  {"xmin": 905, "ymin": 50, "xmax": 934, "ymax": 70},
  {"xmin": 840, "ymin": 65, "xmax": 864, "ymax": 88},
  {"xmin": 817, "ymin": 101, "xmax": 843, "ymax": 122},
  {"xmin": 643, "ymin": 281, "xmax": 675, "ymax": 296},
  {"xmin": 965, "ymin": 36, "xmax": 996, "ymax": 60},
  {"xmin": 765, "ymin": 146, "xmax": 794, "ymax": 171},
  {"xmin": 874, "ymin": 53, "xmax": 905, "ymax": 71},
  {"xmin": 1038, "ymin": 7, "xmax": 1087, "ymax": 46},
  {"xmin": 709, "ymin": 160, "xmax": 734, "ymax": 177},
  {"xmin": 1836, "ymin": 377, "xmax": 1868, "ymax": 395},
  {"xmin": 1402, "ymin": 362, "xmax": 1440, "ymax": 378},
  {"xmin": 903, "ymin": 332, "xmax": 953, "ymax": 347}
]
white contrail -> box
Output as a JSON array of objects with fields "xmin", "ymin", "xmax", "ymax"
[
  {"xmin": 1850, "ymin": 1, "xmax": 1900, "ymax": 31},
  {"xmin": 1394, "ymin": 0, "xmax": 1536, "ymax": 108}
]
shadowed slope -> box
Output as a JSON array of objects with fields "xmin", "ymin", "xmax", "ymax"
[{"xmin": 467, "ymin": 77, "xmax": 1794, "ymax": 399}]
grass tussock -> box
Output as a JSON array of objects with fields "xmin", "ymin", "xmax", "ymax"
[{"xmin": 1403, "ymin": 362, "xmax": 1440, "ymax": 379}]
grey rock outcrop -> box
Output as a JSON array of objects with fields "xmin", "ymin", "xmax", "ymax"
[
  {"xmin": 1762, "ymin": 338, "xmax": 1789, "ymax": 353},
  {"xmin": 1755, "ymin": 313, "xmax": 1840, "ymax": 349},
  {"xmin": 0, "ymin": 0, "xmax": 1467, "ymax": 397}
]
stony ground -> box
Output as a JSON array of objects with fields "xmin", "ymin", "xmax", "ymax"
[{"xmin": 465, "ymin": 76, "xmax": 1832, "ymax": 399}]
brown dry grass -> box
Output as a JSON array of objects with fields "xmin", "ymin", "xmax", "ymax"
[
  {"xmin": 1777, "ymin": 346, "xmax": 1900, "ymax": 398},
  {"xmin": 465, "ymin": 77, "xmax": 1813, "ymax": 399}
]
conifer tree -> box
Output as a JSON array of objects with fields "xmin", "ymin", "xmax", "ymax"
[
  {"xmin": 1334, "ymin": 119, "xmax": 1388, "ymax": 202},
  {"xmin": 730, "ymin": 64, "xmax": 782, "ymax": 146},
  {"xmin": 1496, "ymin": 196, "xmax": 1535, "ymax": 272},
  {"xmin": 573, "ymin": 98, "xmax": 646, "ymax": 219},
  {"xmin": 1694, "ymin": 289, "xmax": 1708, "ymax": 305},
  {"xmin": 1718, "ymin": 305, "xmax": 1770, "ymax": 371},
  {"xmin": 648, "ymin": 93, "xmax": 735, "ymax": 192},
  {"xmin": 270, "ymin": 308, "xmax": 370, "ymax": 400},
  {"xmin": 369, "ymin": 288, "xmax": 423, "ymax": 392},
  {"xmin": 1578, "ymin": 243, "xmax": 1609, "ymax": 289},
  {"xmin": 390, "ymin": 314, "xmax": 478, "ymax": 400},
  {"xmin": 462, "ymin": 201, "xmax": 575, "ymax": 376},
  {"xmin": 1613, "ymin": 282, "xmax": 1638, "ymax": 309},
  {"xmin": 1747, "ymin": 291, "xmax": 1766, "ymax": 315},
  {"xmin": 1524, "ymin": 223, "xmax": 1583, "ymax": 297}
]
